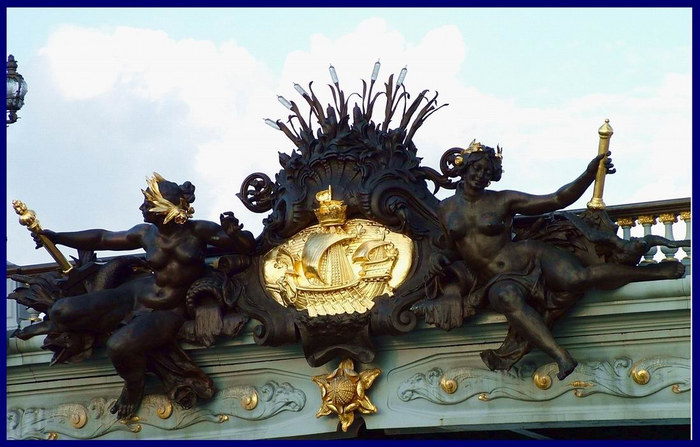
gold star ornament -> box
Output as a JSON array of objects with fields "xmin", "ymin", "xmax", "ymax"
[{"xmin": 312, "ymin": 358, "xmax": 381, "ymax": 432}]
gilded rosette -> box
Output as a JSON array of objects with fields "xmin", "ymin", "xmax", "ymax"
[{"xmin": 312, "ymin": 358, "xmax": 381, "ymax": 432}]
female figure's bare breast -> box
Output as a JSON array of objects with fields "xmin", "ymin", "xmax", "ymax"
[{"xmin": 438, "ymin": 191, "xmax": 512, "ymax": 273}]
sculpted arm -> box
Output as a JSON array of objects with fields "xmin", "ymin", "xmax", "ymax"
[
  {"xmin": 507, "ymin": 152, "xmax": 615, "ymax": 216},
  {"xmin": 42, "ymin": 225, "xmax": 147, "ymax": 251},
  {"xmin": 429, "ymin": 198, "xmax": 463, "ymax": 272},
  {"xmin": 436, "ymin": 198, "xmax": 461, "ymax": 258},
  {"xmin": 194, "ymin": 213, "xmax": 255, "ymax": 253}
]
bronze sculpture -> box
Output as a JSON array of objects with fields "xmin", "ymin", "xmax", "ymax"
[
  {"xmin": 234, "ymin": 69, "xmax": 450, "ymax": 365},
  {"xmin": 8, "ymin": 68, "xmax": 689, "ymax": 427},
  {"xmin": 419, "ymin": 141, "xmax": 685, "ymax": 380},
  {"xmin": 13, "ymin": 173, "xmax": 254, "ymax": 419}
]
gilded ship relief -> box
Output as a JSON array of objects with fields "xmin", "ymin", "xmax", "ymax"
[{"xmin": 262, "ymin": 187, "xmax": 414, "ymax": 317}]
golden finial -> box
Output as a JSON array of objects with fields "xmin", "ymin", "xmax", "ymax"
[
  {"xmin": 587, "ymin": 119, "xmax": 614, "ymax": 211},
  {"xmin": 12, "ymin": 200, "xmax": 73, "ymax": 273}
]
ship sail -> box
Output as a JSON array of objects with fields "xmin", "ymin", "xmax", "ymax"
[
  {"xmin": 302, "ymin": 232, "xmax": 355, "ymax": 284},
  {"xmin": 352, "ymin": 240, "xmax": 392, "ymax": 262}
]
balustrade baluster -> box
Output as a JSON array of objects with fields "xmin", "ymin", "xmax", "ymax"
[
  {"xmin": 616, "ymin": 217, "xmax": 635, "ymax": 240},
  {"xmin": 637, "ymin": 215, "xmax": 657, "ymax": 264},
  {"xmin": 679, "ymin": 211, "xmax": 691, "ymax": 273},
  {"xmin": 658, "ymin": 213, "xmax": 679, "ymax": 261}
]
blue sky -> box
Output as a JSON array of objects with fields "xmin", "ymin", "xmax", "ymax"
[
  {"xmin": 9, "ymin": 8, "xmax": 691, "ymax": 103},
  {"xmin": 6, "ymin": 7, "xmax": 691, "ymax": 266}
]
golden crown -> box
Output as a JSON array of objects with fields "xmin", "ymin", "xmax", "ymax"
[
  {"xmin": 141, "ymin": 172, "xmax": 194, "ymax": 225},
  {"xmin": 314, "ymin": 186, "xmax": 347, "ymax": 227},
  {"xmin": 454, "ymin": 139, "xmax": 503, "ymax": 165}
]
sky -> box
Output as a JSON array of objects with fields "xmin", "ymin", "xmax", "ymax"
[{"xmin": 5, "ymin": 7, "xmax": 692, "ymax": 267}]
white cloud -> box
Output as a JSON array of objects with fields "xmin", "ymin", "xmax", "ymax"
[
  {"xmin": 7, "ymin": 16, "xmax": 691, "ymax": 266},
  {"xmin": 34, "ymin": 24, "xmax": 291, "ymax": 235},
  {"xmin": 255, "ymin": 17, "xmax": 691, "ymax": 211}
]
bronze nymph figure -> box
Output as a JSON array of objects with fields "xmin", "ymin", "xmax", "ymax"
[
  {"xmin": 18, "ymin": 173, "xmax": 255, "ymax": 419},
  {"xmin": 431, "ymin": 141, "xmax": 685, "ymax": 380}
]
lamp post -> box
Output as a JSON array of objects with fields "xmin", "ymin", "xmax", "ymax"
[{"xmin": 7, "ymin": 54, "xmax": 28, "ymax": 125}]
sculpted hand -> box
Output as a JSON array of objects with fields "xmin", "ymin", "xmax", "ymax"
[
  {"xmin": 32, "ymin": 229, "xmax": 56, "ymax": 249},
  {"xmin": 587, "ymin": 151, "xmax": 616, "ymax": 175},
  {"xmin": 428, "ymin": 253, "xmax": 451, "ymax": 278},
  {"xmin": 194, "ymin": 301, "xmax": 223, "ymax": 348},
  {"xmin": 220, "ymin": 211, "xmax": 243, "ymax": 236}
]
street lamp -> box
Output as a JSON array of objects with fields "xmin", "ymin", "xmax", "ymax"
[{"xmin": 7, "ymin": 55, "xmax": 28, "ymax": 125}]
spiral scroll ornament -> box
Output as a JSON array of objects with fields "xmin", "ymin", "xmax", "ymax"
[{"xmin": 237, "ymin": 172, "xmax": 275, "ymax": 213}]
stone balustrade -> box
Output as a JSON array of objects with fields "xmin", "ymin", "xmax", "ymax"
[
  {"xmin": 609, "ymin": 201, "xmax": 690, "ymax": 268},
  {"xmin": 513, "ymin": 197, "xmax": 690, "ymax": 267}
]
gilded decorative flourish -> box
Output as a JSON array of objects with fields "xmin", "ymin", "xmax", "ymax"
[
  {"xmin": 616, "ymin": 217, "xmax": 636, "ymax": 227},
  {"xmin": 439, "ymin": 376, "xmax": 458, "ymax": 394},
  {"xmin": 242, "ymin": 391, "xmax": 258, "ymax": 410},
  {"xmin": 396, "ymin": 356, "xmax": 689, "ymax": 405},
  {"xmin": 658, "ymin": 213, "xmax": 678, "ymax": 224},
  {"xmin": 70, "ymin": 406, "xmax": 88, "ymax": 429},
  {"xmin": 141, "ymin": 395, "xmax": 173, "ymax": 420},
  {"xmin": 679, "ymin": 211, "xmax": 690, "ymax": 221},
  {"xmin": 219, "ymin": 385, "xmax": 259, "ymax": 411},
  {"xmin": 156, "ymin": 403, "xmax": 173, "ymax": 420},
  {"xmin": 263, "ymin": 187, "xmax": 413, "ymax": 317},
  {"xmin": 119, "ymin": 415, "xmax": 142, "ymax": 432},
  {"xmin": 637, "ymin": 215, "xmax": 656, "ymax": 226},
  {"xmin": 533, "ymin": 372, "xmax": 552, "ymax": 390},
  {"xmin": 631, "ymin": 368, "xmax": 650, "ymax": 385},
  {"xmin": 312, "ymin": 358, "xmax": 381, "ymax": 432}
]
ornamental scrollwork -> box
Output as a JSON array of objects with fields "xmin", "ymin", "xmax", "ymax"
[
  {"xmin": 396, "ymin": 356, "xmax": 689, "ymax": 406},
  {"xmin": 7, "ymin": 381, "xmax": 306, "ymax": 440}
]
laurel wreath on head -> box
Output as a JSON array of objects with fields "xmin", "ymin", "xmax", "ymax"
[{"xmin": 141, "ymin": 172, "xmax": 194, "ymax": 225}]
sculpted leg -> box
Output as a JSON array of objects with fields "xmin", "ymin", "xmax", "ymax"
[
  {"xmin": 487, "ymin": 281, "xmax": 577, "ymax": 380},
  {"xmin": 107, "ymin": 310, "xmax": 185, "ymax": 419},
  {"xmin": 48, "ymin": 286, "xmax": 135, "ymax": 333},
  {"xmin": 106, "ymin": 329, "xmax": 146, "ymax": 420}
]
